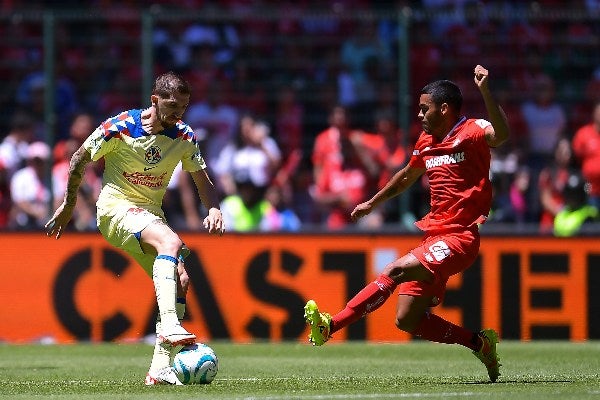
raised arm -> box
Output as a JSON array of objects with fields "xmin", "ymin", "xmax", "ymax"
[
  {"xmin": 189, "ymin": 169, "xmax": 225, "ymax": 235},
  {"xmin": 473, "ymin": 65, "xmax": 510, "ymax": 148},
  {"xmin": 45, "ymin": 144, "xmax": 92, "ymax": 239}
]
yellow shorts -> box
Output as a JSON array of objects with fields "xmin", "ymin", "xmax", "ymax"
[
  {"xmin": 97, "ymin": 203, "xmax": 189, "ymax": 276},
  {"xmin": 97, "ymin": 204, "xmax": 163, "ymax": 267}
]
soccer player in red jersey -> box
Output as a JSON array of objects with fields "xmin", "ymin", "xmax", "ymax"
[{"xmin": 305, "ymin": 65, "xmax": 509, "ymax": 383}]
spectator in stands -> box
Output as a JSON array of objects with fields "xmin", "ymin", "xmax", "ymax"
[
  {"xmin": 213, "ymin": 114, "xmax": 281, "ymax": 198},
  {"xmin": 229, "ymin": 58, "xmax": 268, "ymax": 116},
  {"xmin": 340, "ymin": 20, "xmax": 391, "ymax": 125},
  {"xmin": 96, "ymin": 73, "xmax": 139, "ymax": 118},
  {"xmin": 311, "ymin": 105, "xmax": 379, "ymax": 229},
  {"xmin": 53, "ymin": 112, "xmax": 96, "ymax": 164},
  {"xmin": 353, "ymin": 109, "xmax": 409, "ymax": 226},
  {"xmin": 185, "ymin": 79, "xmax": 239, "ymax": 172},
  {"xmin": 181, "ymin": 19, "xmax": 239, "ymax": 70},
  {"xmin": 261, "ymin": 183, "xmax": 301, "ymax": 232},
  {"xmin": 184, "ymin": 44, "xmax": 230, "ymax": 103},
  {"xmin": 569, "ymin": 67, "xmax": 600, "ymax": 131},
  {"xmin": 52, "ymin": 118, "xmax": 102, "ymax": 231},
  {"xmin": 51, "ymin": 113, "xmax": 102, "ymax": 216},
  {"xmin": 519, "ymin": 74, "xmax": 567, "ymax": 220},
  {"xmin": 520, "ymin": 74, "xmax": 567, "ymax": 169},
  {"xmin": 15, "ymin": 66, "xmax": 78, "ymax": 141},
  {"xmin": 220, "ymin": 170, "xmax": 273, "ymax": 232},
  {"xmin": 274, "ymin": 86, "xmax": 304, "ymax": 160},
  {"xmin": 421, "ymin": 0, "xmax": 469, "ymax": 38},
  {"xmin": 571, "ymin": 100, "xmax": 600, "ymax": 209},
  {"xmin": 371, "ymin": 110, "xmax": 409, "ymax": 188},
  {"xmin": 9, "ymin": 141, "xmax": 51, "ymax": 230},
  {"xmin": 509, "ymin": 167, "xmax": 532, "ymax": 224},
  {"xmin": 538, "ymin": 137, "xmax": 576, "ymax": 234},
  {"xmin": 0, "ymin": 111, "xmax": 34, "ymax": 179},
  {"xmin": 163, "ymin": 162, "xmax": 204, "ymax": 231},
  {"xmin": 260, "ymin": 181, "xmax": 302, "ymax": 232},
  {"xmin": 553, "ymin": 172, "xmax": 599, "ymax": 237}
]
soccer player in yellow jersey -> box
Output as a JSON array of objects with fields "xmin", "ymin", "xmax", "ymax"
[{"xmin": 45, "ymin": 71, "xmax": 225, "ymax": 385}]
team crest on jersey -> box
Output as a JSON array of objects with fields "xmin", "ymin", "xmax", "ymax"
[
  {"xmin": 145, "ymin": 145, "xmax": 162, "ymax": 165},
  {"xmin": 424, "ymin": 240, "xmax": 451, "ymax": 262}
]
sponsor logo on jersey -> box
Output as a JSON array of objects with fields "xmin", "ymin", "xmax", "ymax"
[
  {"xmin": 424, "ymin": 151, "xmax": 465, "ymax": 169},
  {"xmin": 122, "ymin": 171, "xmax": 167, "ymax": 188}
]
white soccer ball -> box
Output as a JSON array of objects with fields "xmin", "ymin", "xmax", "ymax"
[{"xmin": 173, "ymin": 343, "xmax": 218, "ymax": 384}]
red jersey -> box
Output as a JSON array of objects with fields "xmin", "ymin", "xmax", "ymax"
[
  {"xmin": 312, "ymin": 127, "xmax": 371, "ymax": 228},
  {"xmin": 409, "ymin": 117, "xmax": 492, "ymax": 232},
  {"xmin": 572, "ymin": 123, "xmax": 600, "ymax": 196},
  {"xmin": 360, "ymin": 132, "xmax": 408, "ymax": 189}
]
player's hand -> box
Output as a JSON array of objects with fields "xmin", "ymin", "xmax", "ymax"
[
  {"xmin": 473, "ymin": 65, "xmax": 489, "ymax": 90},
  {"xmin": 204, "ymin": 207, "xmax": 225, "ymax": 236},
  {"xmin": 141, "ymin": 105, "xmax": 163, "ymax": 134},
  {"xmin": 45, "ymin": 202, "xmax": 74, "ymax": 239},
  {"xmin": 350, "ymin": 201, "xmax": 374, "ymax": 221}
]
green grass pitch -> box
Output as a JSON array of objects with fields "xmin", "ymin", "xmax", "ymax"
[{"xmin": 0, "ymin": 341, "xmax": 599, "ymax": 399}]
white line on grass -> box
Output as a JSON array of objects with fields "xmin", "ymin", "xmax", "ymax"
[{"xmin": 239, "ymin": 393, "xmax": 479, "ymax": 400}]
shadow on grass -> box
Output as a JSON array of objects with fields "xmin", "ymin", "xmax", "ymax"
[{"xmin": 459, "ymin": 378, "xmax": 574, "ymax": 385}]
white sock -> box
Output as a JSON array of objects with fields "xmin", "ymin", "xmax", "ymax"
[
  {"xmin": 152, "ymin": 255, "xmax": 179, "ymax": 327},
  {"xmin": 148, "ymin": 320, "xmax": 170, "ymax": 374}
]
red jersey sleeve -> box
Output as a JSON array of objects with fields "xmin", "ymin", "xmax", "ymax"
[{"xmin": 408, "ymin": 133, "xmax": 430, "ymax": 169}]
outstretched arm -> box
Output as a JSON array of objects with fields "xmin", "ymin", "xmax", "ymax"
[
  {"xmin": 351, "ymin": 163, "xmax": 424, "ymax": 221},
  {"xmin": 45, "ymin": 145, "xmax": 92, "ymax": 239},
  {"xmin": 473, "ymin": 64, "xmax": 510, "ymax": 148},
  {"xmin": 190, "ymin": 169, "xmax": 225, "ymax": 235}
]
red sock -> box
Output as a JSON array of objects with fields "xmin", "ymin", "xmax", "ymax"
[
  {"xmin": 331, "ymin": 274, "xmax": 397, "ymax": 334},
  {"xmin": 413, "ymin": 312, "xmax": 479, "ymax": 350}
]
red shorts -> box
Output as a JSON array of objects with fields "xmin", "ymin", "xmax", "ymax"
[{"xmin": 399, "ymin": 227, "xmax": 480, "ymax": 306}]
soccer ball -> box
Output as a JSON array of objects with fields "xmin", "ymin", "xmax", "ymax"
[{"xmin": 172, "ymin": 343, "xmax": 218, "ymax": 384}]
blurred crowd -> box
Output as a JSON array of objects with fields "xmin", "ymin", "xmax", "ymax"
[{"xmin": 1, "ymin": 0, "xmax": 600, "ymax": 235}]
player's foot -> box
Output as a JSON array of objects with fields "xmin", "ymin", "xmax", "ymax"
[
  {"xmin": 304, "ymin": 300, "xmax": 332, "ymax": 346},
  {"xmin": 145, "ymin": 366, "xmax": 183, "ymax": 385},
  {"xmin": 158, "ymin": 324, "xmax": 196, "ymax": 347},
  {"xmin": 472, "ymin": 329, "xmax": 501, "ymax": 382}
]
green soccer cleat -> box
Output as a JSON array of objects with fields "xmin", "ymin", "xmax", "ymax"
[
  {"xmin": 472, "ymin": 328, "xmax": 501, "ymax": 382},
  {"xmin": 303, "ymin": 300, "xmax": 332, "ymax": 346}
]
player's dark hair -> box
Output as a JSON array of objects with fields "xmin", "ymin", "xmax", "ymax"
[
  {"xmin": 421, "ymin": 80, "xmax": 463, "ymax": 113},
  {"xmin": 153, "ymin": 71, "xmax": 191, "ymax": 98}
]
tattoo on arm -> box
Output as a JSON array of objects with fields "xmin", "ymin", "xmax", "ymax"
[{"xmin": 64, "ymin": 146, "xmax": 92, "ymax": 207}]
